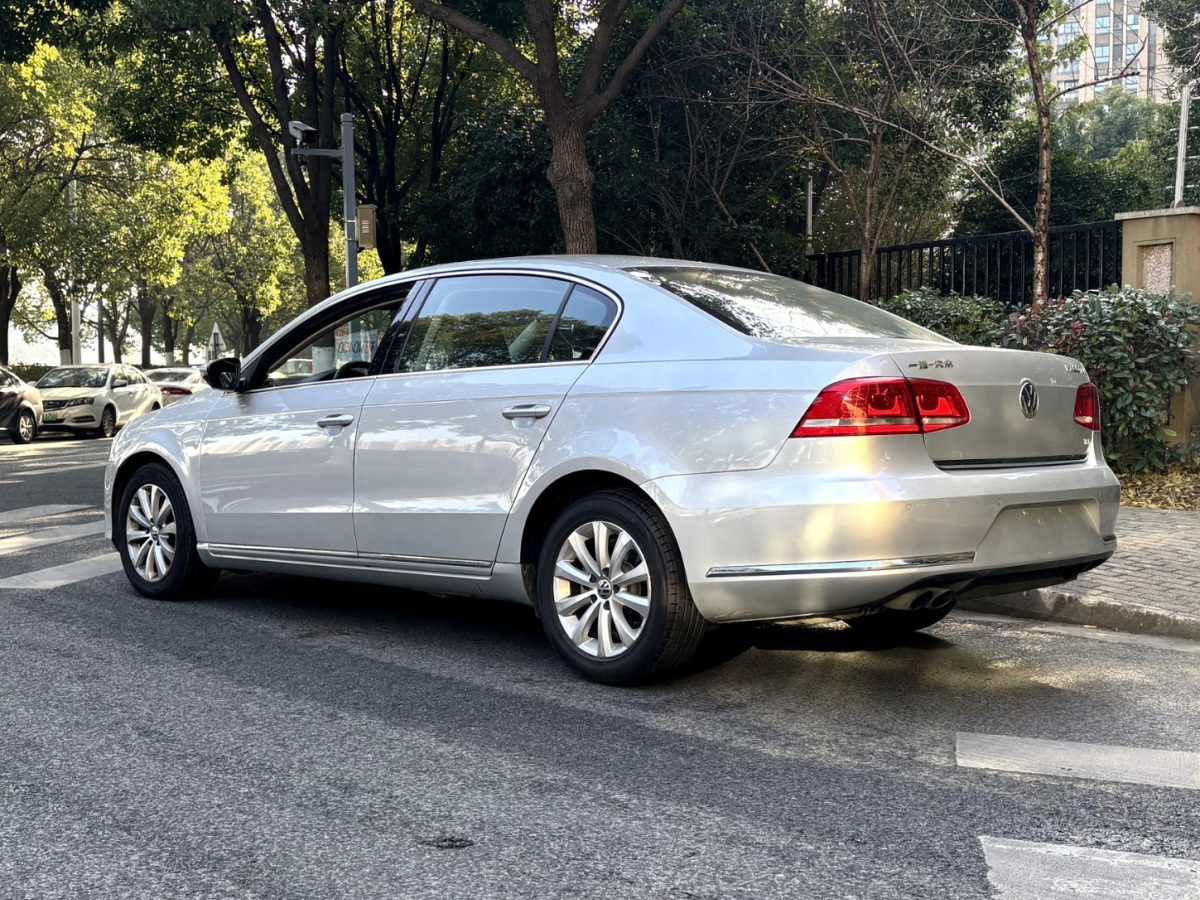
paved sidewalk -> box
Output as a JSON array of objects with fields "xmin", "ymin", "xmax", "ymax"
[{"xmin": 961, "ymin": 507, "xmax": 1200, "ymax": 641}]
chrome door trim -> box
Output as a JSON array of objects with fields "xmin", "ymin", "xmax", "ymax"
[
  {"xmin": 203, "ymin": 542, "xmax": 493, "ymax": 575},
  {"xmin": 706, "ymin": 552, "xmax": 976, "ymax": 578}
]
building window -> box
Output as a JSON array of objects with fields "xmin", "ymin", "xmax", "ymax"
[
  {"xmin": 1062, "ymin": 79, "xmax": 1078, "ymax": 91},
  {"xmin": 1125, "ymin": 75, "xmax": 1140, "ymax": 91},
  {"xmin": 1096, "ymin": 15, "xmax": 1111, "ymax": 33},
  {"xmin": 1096, "ymin": 45, "xmax": 1111, "ymax": 62},
  {"xmin": 1127, "ymin": 41, "xmax": 1140, "ymax": 58},
  {"xmin": 1127, "ymin": 13, "xmax": 1140, "ymax": 30}
]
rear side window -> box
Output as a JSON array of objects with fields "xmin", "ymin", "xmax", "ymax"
[
  {"xmin": 397, "ymin": 274, "xmax": 572, "ymax": 373},
  {"xmin": 547, "ymin": 286, "xmax": 617, "ymax": 362},
  {"xmin": 628, "ymin": 267, "xmax": 944, "ymax": 342}
]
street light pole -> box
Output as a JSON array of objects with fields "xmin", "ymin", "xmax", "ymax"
[{"xmin": 290, "ymin": 114, "xmax": 358, "ymax": 291}]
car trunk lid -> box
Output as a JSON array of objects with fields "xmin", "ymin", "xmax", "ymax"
[{"xmin": 887, "ymin": 346, "xmax": 1095, "ymax": 466}]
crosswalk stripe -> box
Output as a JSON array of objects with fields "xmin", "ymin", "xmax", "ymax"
[
  {"xmin": 0, "ymin": 504, "xmax": 92, "ymax": 525},
  {"xmin": 12, "ymin": 461, "xmax": 108, "ymax": 476},
  {"xmin": 0, "ymin": 553, "xmax": 123, "ymax": 589},
  {"xmin": 957, "ymin": 732, "xmax": 1200, "ymax": 791},
  {"xmin": 980, "ymin": 836, "xmax": 1200, "ymax": 899},
  {"xmin": 0, "ymin": 520, "xmax": 106, "ymax": 554}
]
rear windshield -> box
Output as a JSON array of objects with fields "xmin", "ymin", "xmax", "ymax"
[
  {"xmin": 628, "ymin": 267, "xmax": 944, "ymax": 342},
  {"xmin": 147, "ymin": 369, "xmax": 195, "ymax": 382}
]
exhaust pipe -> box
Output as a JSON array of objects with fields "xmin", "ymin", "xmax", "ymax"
[{"xmin": 927, "ymin": 589, "xmax": 956, "ymax": 610}]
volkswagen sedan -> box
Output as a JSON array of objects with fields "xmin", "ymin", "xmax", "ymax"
[{"xmin": 103, "ymin": 257, "xmax": 1119, "ymax": 684}]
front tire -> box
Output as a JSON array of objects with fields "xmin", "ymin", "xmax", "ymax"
[
  {"xmin": 535, "ymin": 490, "xmax": 705, "ymax": 685},
  {"xmin": 11, "ymin": 409, "xmax": 36, "ymax": 444},
  {"xmin": 117, "ymin": 462, "xmax": 218, "ymax": 600},
  {"xmin": 94, "ymin": 405, "xmax": 116, "ymax": 439}
]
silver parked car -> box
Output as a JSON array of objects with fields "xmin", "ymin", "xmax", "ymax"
[
  {"xmin": 38, "ymin": 364, "xmax": 163, "ymax": 438},
  {"xmin": 145, "ymin": 367, "xmax": 211, "ymax": 406},
  {"xmin": 103, "ymin": 257, "xmax": 1118, "ymax": 684},
  {"xmin": 0, "ymin": 364, "xmax": 42, "ymax": 444}
]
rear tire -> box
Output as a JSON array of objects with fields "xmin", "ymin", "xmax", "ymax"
[
  {"xmin": 535, "ymin": 489, "xmax": 705, "ymax": 685},
  {"xmin": 845, "ymin": 603, "xmax": 954, "ymax": 635},
  {"xmin": 117, "ymin": 462, "xmax": 219, "ymax": 600},
  {"xmin": 10, "ymin": 409, "xmax": 36, "ymax": 444}
]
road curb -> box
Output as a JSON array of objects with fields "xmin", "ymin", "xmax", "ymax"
[{"xmin": 959, "ymin": 589, "xmax": 1200, "ymax": 642}]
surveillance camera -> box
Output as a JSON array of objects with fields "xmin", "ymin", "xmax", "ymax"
[{"xmin": 288, "ymin": 120, "xmax": 319, "ymax": 146}]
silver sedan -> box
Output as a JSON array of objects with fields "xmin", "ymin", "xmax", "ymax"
[{"xmin": 103, "ymin": 257, "xmax": 1119, "ymax": 684}]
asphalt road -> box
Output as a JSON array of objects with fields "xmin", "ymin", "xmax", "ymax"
[{"xmin": 1, "ymin": 434, "xmax": 1198, "ymax": 899}]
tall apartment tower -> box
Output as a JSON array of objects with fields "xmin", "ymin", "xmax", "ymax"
[{"xmin": 1051, "ymin": 2, "xmax": 1174, "ymax": 104}]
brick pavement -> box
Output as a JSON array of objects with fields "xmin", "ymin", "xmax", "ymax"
[{"xmin": 1068, "ymin": 507, "xmax": 1200, "ymax": 620}]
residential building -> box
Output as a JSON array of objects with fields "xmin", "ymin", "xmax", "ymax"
[{"xmin": 1051, "ymin": 2, "xmax": 1176, "ymax": 105}]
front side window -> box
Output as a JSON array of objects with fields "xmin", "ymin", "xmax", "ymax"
[
  {"xmin": 396, "ymin": 274, "xmax": 572, "ymax": 373},
  {"xmin": 260, "ymin": 297, "xmax": 408, "ymax": 389}
]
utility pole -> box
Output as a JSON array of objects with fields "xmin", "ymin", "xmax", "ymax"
[
  {"xmin": 68, "ymin": 180, "xmax": 80, "ymax": 365},
  {"xmin": 290, "ymin": 113, "xmax": 358, "ymax": 290},
  {"xmin": 1174, "ymin": 79, "xmax": 1198, "ymax": 208}
]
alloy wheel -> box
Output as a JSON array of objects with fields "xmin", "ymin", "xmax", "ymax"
[
  {"xmin": 553, "ymin": 519, "xmax": 651, "ymax": 659},
  {"xmin": 125, "ymin": 484, "xmax": 177, "ymax": 582},
  {"xmin": 16, "ymin": 411, "xmax": 34, "ymax": 443}
]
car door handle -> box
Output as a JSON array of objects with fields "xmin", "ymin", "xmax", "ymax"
[
  {"xmin": 502, "ymin": 404, "xmax": 552, "ymax": 420},
  {"xmin": 316, "ymin": 414, "xmax": 355, "ymax": 429}
]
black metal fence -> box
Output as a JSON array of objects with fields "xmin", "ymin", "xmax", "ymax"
[{"xmin": 808, "ymin": 221, "xmax": 1123, "ymax": 308}]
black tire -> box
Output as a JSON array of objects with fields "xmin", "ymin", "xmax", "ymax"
[
  {"xmin": 535, "ymin": 489, "xmax": 706, "ymax": 686},
  {"xmin": 117, "ymin": 462, "xmax": 219, "ymax": 601},
  {"xmin": 10, "ymin": 409, "xmax": 36, "ymax": 444},
  {"xmin": 845, "ymin": 602, "xmax": 954, "ymax": 636},
  {"xmin": 94, "ymin": 405, "xmax": 117, "ymax": 439}
]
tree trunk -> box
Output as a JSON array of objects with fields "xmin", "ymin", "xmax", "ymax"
[
  {"xmin": 1031, "ymin": 103, "xmax": 1052, "ymax": 301},
  {"xmin": 302, "ymin": 222, "xmax": 333, "ymax": 307},
  {"xmin": 0, "ymin": 260, "xmax": 20, "ymax": 366},
  {"xmin": 161, "ymin": 304, "xmax": 177, "ymax": 364},
  {"xmin": 181, "ymin": 322, "xmax": 196, "ymax": 365},
  {"xmin": 546, "ymin": 121, "xmax": 597, "ymax": 254},
  {"xmin": 42, "ymin": 272, "xmax": 73, "ymax": 364},
  {"xmin": 137, "ymin": 290, "xmax": 158, "ymax": 368}
]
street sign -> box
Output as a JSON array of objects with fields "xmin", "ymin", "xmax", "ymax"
[
  {"xmin": 209, "ymin": 323, "xmax": 226, "ymax": 362},
  {"xmin": 357, "ymin": 204, "xmax": 377, "ymax": 250}
]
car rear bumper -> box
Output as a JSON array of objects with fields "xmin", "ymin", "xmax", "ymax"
[{"xmin": 643, "ymin": 437, "xmax": 1120, "ymax": 624}]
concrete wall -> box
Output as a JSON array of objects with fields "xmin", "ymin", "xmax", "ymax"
[{"xmin": 1116, "ymin": 208, "xmax": 1200, "ymax": 437}]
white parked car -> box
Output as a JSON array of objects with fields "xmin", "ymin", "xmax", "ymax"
[
  {"xmin": 38, "ymin": 364, "xmax": 163, "ymax": 438},
  {"xmin": 145, "ymin": 367, "xmax": 211, "ymax": 406},
  {"xmin": 103, "ymin": 257, "xmax": 1119, "ymax": 684}
]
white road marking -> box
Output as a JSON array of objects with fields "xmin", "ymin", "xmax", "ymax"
[
  {"xmin": 0, "ymin": 504, "xmax": 92, "ymax": 525},
  {"xmin": 980, "ymin": 836, "xmax": 1200, "ymax": 899},
  {"xmin": 11, "ymin": 461, "xmax": 108, "ymax": 476},
  {"xmin": 957, "ymin": 733, "xmax": 1200, "ymax": 791},
  {"xmin": 0, "ymin": 520, "xmax": 106, "ymax": 554},
  {"xmin": 0, "ymin": 553, "xmax": 123, "ymax": 589}
]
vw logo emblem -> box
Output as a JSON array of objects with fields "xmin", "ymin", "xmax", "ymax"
[{"xmin": 1019, "ymin": 380, "xmax": 1039, "ymax": 419}]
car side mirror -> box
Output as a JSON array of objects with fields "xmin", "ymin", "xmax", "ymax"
[
  {"xmin": 112, "ymin": 378, "xmax": 129, "ymax": 388},
  {"xmin": 201, "ymin": 357, "xmax": 242, "ymax": 391}
]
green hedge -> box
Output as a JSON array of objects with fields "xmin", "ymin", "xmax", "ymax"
[
  {"xmin": 876, "ymin": 288, "xmax": 1006, "ymax": 346},
  {"xmin": 879, "ymin": 285, "xmax": 1200, "ymax": 473},
  {"xmin": 8, "ymin": 363, "xmax": 53, "ymax": 384}
]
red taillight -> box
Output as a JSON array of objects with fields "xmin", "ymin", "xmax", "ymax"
[
  {"xmin": 1073, "ymin": 383, "xmax": 1100, "ymax": 430},
  {"xmin": 791, "ymin": 377, "xmax": 969, "ymax": 438},
  {"xmin": 908, "ymin": 378, "xmax": 971, "ymax": 433},
  {"xmin": 161, "ymin": 386, "xmax": 192, "ymax": 396}
]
